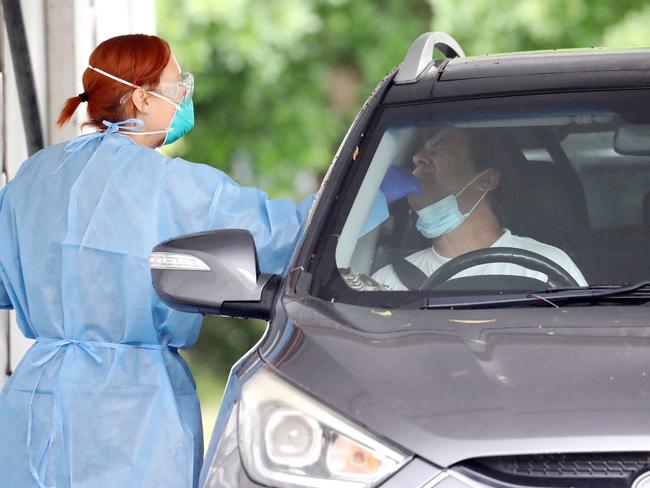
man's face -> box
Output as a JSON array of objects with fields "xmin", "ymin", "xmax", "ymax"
[{"xmin": 407, "ymin": 128, "xmax": 479, "ymax": 211}]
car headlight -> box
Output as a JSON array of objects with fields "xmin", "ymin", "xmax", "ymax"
[{"xmin": 238, "ymin": 368, "xmax": 409, "ymax": 487}]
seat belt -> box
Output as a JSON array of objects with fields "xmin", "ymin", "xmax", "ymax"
[{"xmin": 391, "ymin": 255, "xmax": 428, "ymax": 290}]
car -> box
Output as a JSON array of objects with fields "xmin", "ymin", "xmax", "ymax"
[{"xmin": 150, "ymin": 32, "xmax": 650, "ymax": 488}]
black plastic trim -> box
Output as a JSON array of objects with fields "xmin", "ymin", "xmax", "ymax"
[{"xmin": 219, "ymin": 274, "xmax": 283, "ymax": 321}]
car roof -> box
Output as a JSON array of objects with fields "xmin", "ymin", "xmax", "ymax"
[
  {"xmin": 384, "ymin": 46, "xmax": 650, "ymax": 104},
  {"xmin": 444, "ymin": 48, "xmax": 650, "ymax": 79}
]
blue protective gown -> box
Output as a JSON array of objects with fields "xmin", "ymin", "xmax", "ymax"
[{"xmin": 0, "ymin": 122, "xmax": 312, "ymax": 488}]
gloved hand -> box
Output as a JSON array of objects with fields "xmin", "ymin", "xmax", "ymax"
[{"xmin": 380, "ymin": 164, "xmax": 422, "ymax": 203}]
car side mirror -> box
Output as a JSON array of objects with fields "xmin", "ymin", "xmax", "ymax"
[{"xmin": 149, "ymin": 229, "xmax": 280, "ymax": 320}]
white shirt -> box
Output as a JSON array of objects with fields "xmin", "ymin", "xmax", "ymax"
[{"xmin": 372, "ymin": 229, "xmax": 587, "ymax": 290}]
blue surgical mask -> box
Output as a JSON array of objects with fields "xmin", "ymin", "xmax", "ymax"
[
  {"xmin": 162, "ymin": 98, "xmax": 194, "ymax": 146},
  {"xmin": 415, "ymin": 171, "xmax": 489, "ymax": 239}
]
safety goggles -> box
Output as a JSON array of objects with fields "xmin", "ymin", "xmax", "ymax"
[
  {"xmin": 151, "ymin": 72, "xmax": 194, "ymax": 104},
  {"xmin": 88, "ymin": 66, "xmax": 194, "ymax": 108}
]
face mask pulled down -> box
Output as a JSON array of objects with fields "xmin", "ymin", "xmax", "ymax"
[{"xmin": 415, "ymin": 170, "xmax": 490, "ymax": 239}]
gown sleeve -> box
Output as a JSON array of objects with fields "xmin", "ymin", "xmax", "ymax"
[
  {"xmin": 0, "ymin": 277, "xmax": 10, "ymax": 310},
  {"xmin": 160, "ymin": 158, "xmax": 314, "ymax": 275},
  {"xmin": 0, "ymin": 185, "xmax": 12, "ymax": 309}
]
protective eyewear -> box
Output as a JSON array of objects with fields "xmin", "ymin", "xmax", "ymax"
[
  {"xmin": 152, "ymin": 72, "xmax": 194, "ymax": 104},
  {"xmin": 88, "ymin": 66, "xmax": 194, "ymax": 107}
]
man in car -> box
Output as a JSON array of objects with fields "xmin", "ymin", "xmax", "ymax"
[{"xmin": 372, "ymin": 127, "xmax": 587, "ymax": 290}]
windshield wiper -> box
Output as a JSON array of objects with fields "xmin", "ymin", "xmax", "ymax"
[
  {"xmin": 422, "ymin": 281, "xmax": 650, "ymax": 309},
  {"xmin": 532, "ymin": 280, "xmax": 650, "ymax": 304}
]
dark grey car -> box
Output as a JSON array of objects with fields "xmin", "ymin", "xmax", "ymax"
[{"xmin": 150, "ymin": 33, "xmax": 650, "ymax": 488}]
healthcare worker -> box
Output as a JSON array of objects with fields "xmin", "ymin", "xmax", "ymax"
[{"xmin": 0, "ymin": 34, "xmax": 313, "ymax": 488}]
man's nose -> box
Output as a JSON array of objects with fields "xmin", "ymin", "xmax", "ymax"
[
  {"xmin": 412, "ymin": 149, "xmax": 435, "ymax": 174},
  {"xmin": 412, "ymin": 150, "xmax": 430, "ymax": 167}
]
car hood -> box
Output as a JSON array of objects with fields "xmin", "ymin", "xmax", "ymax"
[{"xmin": 261, "ymin": 297, "xmax": 650, "ymax": 467}]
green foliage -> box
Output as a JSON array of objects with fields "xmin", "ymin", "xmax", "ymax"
[
  {"xmin": 429, "ymin": 0, "xmax": 650, "ymax": 55},
  {"xmin": 181, "ymin": 316, "xmax": 266, "ymax": 376},
  {"xmin": 159, "ymin": 0, "xmax": 650, "ymax": 201},
  {"xmin": 157, "ymin": 0, "xmax": 431, "ymax": 198}
]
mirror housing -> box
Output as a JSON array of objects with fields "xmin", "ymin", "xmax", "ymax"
[{"xmin": 150, "ymin": 229, "xmax": 280, "ymax": 320}]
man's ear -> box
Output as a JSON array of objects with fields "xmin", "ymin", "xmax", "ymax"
[
  {"xmin": 130, "ymin": 88, "xmax": 152, "ymax": 115},
  {"xmin": 477, "ymin": 168, "xmax": 500, "ymax": 191}
]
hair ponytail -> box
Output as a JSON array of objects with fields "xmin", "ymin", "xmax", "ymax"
[{"xmin": 56, "ymin": 95, "xmax": 84, "ymax": 128}]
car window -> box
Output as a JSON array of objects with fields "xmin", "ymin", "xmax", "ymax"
[
  {"xmin": 311, "ymin": 90, "xmax": 650, "ymax": 304},
  {"xmin": 561, "ymin": 131, "xmax": 650, "ymax": 231}
]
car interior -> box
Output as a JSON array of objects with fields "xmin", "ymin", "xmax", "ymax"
[{"xmin": 337, "ymin": 117, "xmax": 650, "ymax": 290}]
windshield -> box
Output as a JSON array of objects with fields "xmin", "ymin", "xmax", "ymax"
[{"xmin": 310, "ymin": 90, "xmax": 650, "ymax": 306}]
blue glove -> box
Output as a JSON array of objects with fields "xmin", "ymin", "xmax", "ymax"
[{"xmin": 380, "ymin": 164, "xmax": 422, "ymax": 203}]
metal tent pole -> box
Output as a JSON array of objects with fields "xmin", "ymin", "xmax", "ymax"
[{"xmin": 2, "ymin": 0, "xmax": 44, "ymax": 155}]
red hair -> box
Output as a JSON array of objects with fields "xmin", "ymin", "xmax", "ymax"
[{"xmin": 56, "ymin": 34, "xmax": 171, "ymax": 129}]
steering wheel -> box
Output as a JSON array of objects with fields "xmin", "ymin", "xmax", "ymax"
[{"xmin": 419, "ymin": 247, "xmax": 579, "ymax": 291}]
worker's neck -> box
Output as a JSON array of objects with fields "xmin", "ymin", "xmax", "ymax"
[
  {"xmin": 122, "ymin": 113, "xmax": 166, "ymax": 149},
  {"xmin": 432, "ymin": 205, "xmax": 503, "ymax": 259},
  {"xmin": 126, "ymin": 133, "xmax": 164, "ymax": 149}
]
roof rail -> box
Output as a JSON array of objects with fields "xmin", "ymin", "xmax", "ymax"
[{"xmin": 394, "ymin": 31, "xmax": 465, "ymax": 84}]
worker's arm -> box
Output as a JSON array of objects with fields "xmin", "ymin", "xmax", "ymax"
[
  {"xmin": 203, "ymin": 170, "xmax": 313, "ymax": 275},
  {"xmin": 161, "ymin": 158, "xmax": 314, "ymax": 275}
]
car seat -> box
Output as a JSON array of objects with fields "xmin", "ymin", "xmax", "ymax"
[{"xmin": 507, "ymin": 160, "xmax": 590, "ymax": 254}]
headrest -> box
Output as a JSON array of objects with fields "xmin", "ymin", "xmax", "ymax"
[{"xmin": 506, "ymin": 161, "xmax": 590, "ymax": 250}]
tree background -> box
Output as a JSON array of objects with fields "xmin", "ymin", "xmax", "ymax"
[{"xmin": 156, "ymin": 0, "xmax": 650, "ymax": 440}]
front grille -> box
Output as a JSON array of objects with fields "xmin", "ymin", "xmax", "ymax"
[{"xmin": 459, "ymin": 452, "xmax": 650, "ymax": 487}]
